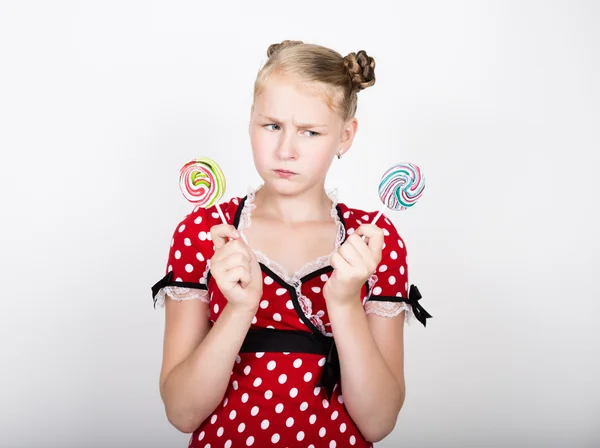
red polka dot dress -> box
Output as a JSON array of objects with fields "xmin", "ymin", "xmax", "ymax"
[{"xmin": 151, "ymin": 186, "xmax": 431, "ymax": 448}]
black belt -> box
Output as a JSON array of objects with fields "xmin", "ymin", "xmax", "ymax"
[{"xmin": 240, "ymin": 327, "xmax": 340, "ymax": 400}]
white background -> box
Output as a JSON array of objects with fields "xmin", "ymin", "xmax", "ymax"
[{"xmin": 1, "ymin": 1, "xmax": 599, "ymax": 447}]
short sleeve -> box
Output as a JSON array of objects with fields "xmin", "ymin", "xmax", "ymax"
[
  {"xmin": 151, "ymin": 207, "xmax": 212, "ymax": 308},
  {"xmin": 364, "ymin": 214, "xmax": 432, "ymax": 326}
]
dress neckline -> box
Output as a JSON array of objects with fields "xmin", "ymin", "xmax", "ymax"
[{"xmin": 236, "ymin": 184, "xmax": 346, "ymax": 286}]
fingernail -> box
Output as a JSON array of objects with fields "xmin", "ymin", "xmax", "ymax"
[{"xmin": 233, "ymin": 230, "xmax": 240, "ymax": 238}]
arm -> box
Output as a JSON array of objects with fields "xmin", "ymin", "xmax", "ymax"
[
  {"xmin": 159, "ymin": 298, "xmax": 255, "ymax": 433},
  {"xmin": 328, "ymin": 299, "xmax": 405, "ymax": 442}
]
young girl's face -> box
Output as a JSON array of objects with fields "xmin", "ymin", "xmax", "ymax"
[{"xmin": 249, "ymin": 73, "xmax": 355, "ymax": 196}]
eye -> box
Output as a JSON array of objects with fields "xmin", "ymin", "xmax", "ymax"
[
  {"xmin": 304, "ymin": 130, "xmax": 320, "ymax": 137},
  {"xmin": 264, "ymin": 124, "xmax": 280, "ymax": 131}
]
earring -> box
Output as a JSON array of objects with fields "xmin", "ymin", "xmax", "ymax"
[{"xmin": 337, "ymin": 150, "xmax": 343, "ymax": 159}]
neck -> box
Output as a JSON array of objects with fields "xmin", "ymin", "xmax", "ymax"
[{"xmin": 252, "ymin": 183, "xmax": 333, "ymax": 224}]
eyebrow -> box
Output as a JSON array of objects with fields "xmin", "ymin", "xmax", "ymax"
[{"xmin": 258, "ymin": 114, "xmax": 328, "ymax": 128}]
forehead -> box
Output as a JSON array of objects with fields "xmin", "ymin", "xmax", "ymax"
[{"xmin": 254, "ymin": 73, "xmax": 340, "ymax": 123}]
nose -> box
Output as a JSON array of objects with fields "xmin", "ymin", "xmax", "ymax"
[{"xmin": 276, "ymin": 130, "xmax": 297, "ymax": 160}]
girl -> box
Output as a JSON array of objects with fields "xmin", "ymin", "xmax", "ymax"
[{"xmin": 151, "ymin": 40, "xmax": 431, "ymax": 448}]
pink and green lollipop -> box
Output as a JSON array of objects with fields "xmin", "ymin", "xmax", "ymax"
[
  {"xmin": 179, "ymin": 157, "xmax": 228, "ymax": 224},
  {"xmin": 372, "ymin": 162, "xmax": 425, "ymax": 225}
]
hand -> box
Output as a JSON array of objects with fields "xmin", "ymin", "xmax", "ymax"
[
  {"xmin": 323, "ymin": 224, "xmax": 384, "ymax": 307},
  {"xmin": 210, "ymin": 224, "xmax": 263, "ymax": 314}
]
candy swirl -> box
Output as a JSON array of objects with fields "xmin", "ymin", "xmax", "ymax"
[
  {"xmin": 179, "ymin": 157, "xmax": 226, "ymax": 207},
  {"xmin": 378, "ymin": 163, "xmax": 425, "ymax": 211}
]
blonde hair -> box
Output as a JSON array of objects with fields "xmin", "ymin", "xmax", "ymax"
[{"xmin": 253, "ymin": 40, "xmax": 376, "ymax": 121}]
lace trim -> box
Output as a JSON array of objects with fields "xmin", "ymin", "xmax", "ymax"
[
  {"xmin": 364, "ymin": 300, "xmax": 415, "ymax": 324},
  {"xmin": 154, "ymin": 286, "xmax": 210, "ymax": 308},
  {"xmin": 238, "ymin": 184, "xmax": 343, "ymax": 336}
]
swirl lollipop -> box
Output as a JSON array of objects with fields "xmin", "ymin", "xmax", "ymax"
[
  {"xmin": 179, "ymin": 157, "xmax": 228, "ymax": 224},
  {"xmin": 372, "ymin": 162, "xmax": 425, "ymax": 225}
]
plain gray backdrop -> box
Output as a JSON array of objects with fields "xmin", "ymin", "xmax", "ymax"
[{"xmin": 1, "ymin": 0, "xmax": 598, "ymax": 447}]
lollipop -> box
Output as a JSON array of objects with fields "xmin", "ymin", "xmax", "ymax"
[
  {"xmin": 372, "ymin": 162, "xmax": 425, "ymax": 226},
  {"xmin": 179, "ymin": 157, "xmax": 228, "ymax": 224}
]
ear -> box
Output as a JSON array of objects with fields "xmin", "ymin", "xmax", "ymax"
[{"xmin": 339, "ymin": 117, "xmax": 358, "ymax": 156}]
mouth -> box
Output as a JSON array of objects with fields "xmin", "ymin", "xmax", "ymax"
[{"xmin": 273, "ymin": 169, "xmax": 297, "ymax": 178}]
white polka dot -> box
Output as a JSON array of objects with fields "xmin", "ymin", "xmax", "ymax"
[
  {"xmin": 266, "ymin": 325, "xmax": 275, "ymax": 329},
  {"xmin": 253, "ymin": 377, "xmax": 262, "ymax": 387},
  {"xmin": 261, "ymin": 419, "xmax": 270, "ymax": 430},
  {"xmin": 322, "ymin": 399, "xmax": 329, "ymax": 408},
  {"xmin": 286, "ymin": 417, "xmax": 294, "ymax": 427},
  {"xmin": 232, "ymin": 381, "xmax": 238, "ymax": 390},
  {"xmin": 217, "ymin": 427, "xmax": 224, "ymax": 437},
  {"xmin": 309, "ymin": 414, "xmax": 317, "ymax": 424},
  {"xmin": 400, "ymin": 265, "xmax": 405, "ymax": 275},
  {"xmin": 185, "ymin": 263, "xmax": 194, "ymax": 273},
  {"xmin": 319, "ymin": 427, "xmax": 327, "ymax": 437},
  {"xmin": 212, "ymin": 212, "xmax": 220, "ymax": 219},
  {"xmin": 213, "ymin": 304, "xmax": 219, "ymax": 314},
  {"xmin": 347, "ymin": 228, "xmax": 355, "ymax": 235},
  {"xmin": 265, "ymin": 390, "xmax": 273, "ymax": 400},
  {"xmin": 297, "ymin": 431, "xmax": 306, "ymax": 441},
  {"xmin": 273, "ymin": 313, "xmax": 282, "ymax": 321},
  {"xmin": 198, "ymin": 231, "xmax": 207, "ymax": 241},
  {"xmin": 300, "ymin": 402, "xmax": 308, "ymax": 411},
  {"xmin": 304, "ymin": 372, "xmax": 312, "ymax": 382},
  {"xmin": 284, "ymin": 352, "xmax": 290, "ymax": 355},
  {"xmin": 232, "ymin": 198, "xmax": 239, "ymax": 205},
  {"xmin": 286, "ymin": 300, "xmax": 294, "ymax": 310},
  {"xmin": 340, "ymin": 422, "xmax": 347, "ymax": 432},
  {"xmin": 318, "ymin": 357, "xmax": 326, "ymax": 367},
  {"xmin": 290, "ymin": 388, "xmax": 298, "ymax": 398},
  {"xmin": 251, "ymin": 406, "xmax": 259, "ymax": 416},
  {"xmin": 168, "ymin": 265, "xmax": 173, "ymax": 272},
  {"xmin": 229, "ymin": 410, "xmax": 236, "ymax": 419},
  {"xmin": 389, "ymin": 276, "xmax": 396, "ymax": 285},
  {"xmin": 267, "ymin": 361, "xmax": 276, "ymax": 371},
  {"xmin": 343, "ymin": 211, "xmax": 350, "ymax": 218},
  {"xmin": 271, "ymin": 434, "xmax": 280, "ymax": 443},
  {"xmin": 184, "ymin": 237, "xmax": 192, "ymax": 246},
  {"xmin": 264, "ymin": 276, "xmax": 274, "ymax": 285},
  {"xmin": 256, "ymin": 352, "xmax": 264, "ymax": 358},
  {"xmin": 251, "ymin": 316, "xmax": 257, "ymax": 324},
  {"xmin": 260, "ymin": 300, "xmax": 269, "ymax": 309},
  {"xmin": 275, "ymin": 403, "xmax": 284, "ymax": 413},
  {"xmin": 194, "ymin": 216, "xmax": 203, "ymax": 224},
  {"xmin": 391, "ymin": 250, "xmax": 398, "ymax": 260},
  {"xmin": 383, "ymin": 228, "xmax": 390, "ymax": 236},
  {"xmin": 238, "ymin": 422, "xmax": 245, "ymax": 432},
  {"xmin": 373, "ymin": 286, "xmax": 382, "ymax": 295},
  {"xmin": 320, "ymin": 274, "xmax": 329, "ymax": 282},
  {"xmin": 278, "ymin": 374, "xmax": 287, "ymax": 384},
  {"xmin": 241, "ymin": 393, "xmax": 249, "ymax": 403},
  {"xmin": 225, "ymin": 441, "xmax": 232, "ymax": 448},
  {"xmin": 293, "ymin": 359, "xmax": 302, "ymax": 368},
  {"xmin": 331, "ymin": 410, "xmax": 338, "ymax": 420},
  {"xmin": 329, "ymin": 441, "xmax": 337, "ymax": 448},
  {"xmin": 175, "ymin": 277, "xmax": 183, "ymax": 282},
  {"xmin": 276, "ymin": 288, "xmax": 287, "ymax": 296},
  {"xmin": 235, "ymin": 355, "xmax": 241, "ymax": 364},
  {"xmin": 357, "ymin": 220, "xmax": 363, "ymax": 225},
  {"xmin": 245, "ymin": 435, "xmax": 254, "ymax": 446},
  {"xmin": 337, "ymin": 394, "xmax": 344, "ymax": 404},
  {"xmin": 174, "ymin": 250, "xmax": 181, "ymax": 260},
  {"xmin": 207, "ymin": 232, "xmax": 212, "ymax": 241},
  {"xmin": 350, "ymin": 435, "xmax": 356, "ymax": 445},
  {"xmin": 223, "ymin": 397, "xmax": 229, "ymax": 407},
  {"xmin": 362, "ymin": 215, "xmax": 369, "ymax": 221},
  {"xmin": 178, "ymin": 224, "xmax": 186, "ymax": 233},
  {"xmin": 196, "ymin": 252, "xmax": 205, "ymax": 262},
  {"xmin": 312, "ymin": 286, "xmax": 321, "ymax": 293},
  {"xmin": 313, "ymin": 387, "xmax": 321, "ymax": 396},
  {"xmin": 242, "ymin": 365, "xmax": 251, "ymax": 375},
  {"xmin": 170, "ymin": 238, "xmax": 174, "ymax": 247},
  {"xmin": 210, "ymin": 415, "xmax": 217, "ymax": 424},
  {"xmin": 316, "ymin": 310, "xmax": 325, "ymax": 317},
  {"xmin": 378, "ymin": 264, "xmax": 388, "ymax": 272},
  {"xmin": 198, "ymin": 431, "xmax": 205, "ymax": 440}
]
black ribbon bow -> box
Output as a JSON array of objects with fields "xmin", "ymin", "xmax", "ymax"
[{"xmin": 405, "ymin": 285, "xmax": 432, "ymax": 327}]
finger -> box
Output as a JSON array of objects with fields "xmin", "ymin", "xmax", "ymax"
[
  {"xmin": 330, "ymin": 250, "xmax": 350, "ymax": 271},
  {"xmin": 213, "ymin": 239, "xmax": 250, "ymax": 262},
  {"xmin": 226, "ymin": 266, "xmax": 252, "ymax": 289},
  {"xmin": 355, "ymin": 224, "xmax": 384, "ymax": 254},
  {"xmin": 218, "ymin": 252, "xmax": 251, "ymax": 273},
  {"xmin": 338, "ymin": 241, "xmax": 364, "ymax": 269},
  {"xmin": 346, "ymin": 234, "xmax": 372, "ymax": 264},
  {"xmin": 210, "ymin": 224, "xmax": 241, "ymax": 249}
]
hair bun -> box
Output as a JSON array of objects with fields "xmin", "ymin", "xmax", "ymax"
[
  {"xmin": 343, "ymin": 50, "xmax": 376, "ymax": 91},
  {"xmin": 267, "ymin": 40, "xmax": 304, "ymax": 58}
]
